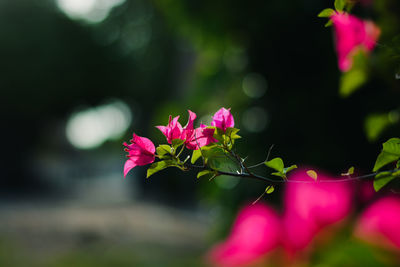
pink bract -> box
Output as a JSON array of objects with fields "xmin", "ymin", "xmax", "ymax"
[
  {"xmin": 355, "ymin": 196, "xmax": 400, "ymax": 250},
  {"xmin": 283, "ymin": 169, "xmax": 353, "ymax": 253},
  {"xmin": 208, "ymin": 203, "xmax": 281, "ymax": 267},
  {"xmin": 156, "ymin": 115, "xmax": 183, "ymax": 144},
  {"xmin": 211, "ymin": 107, "xmax": 235, "ymax": 132},
  {"xmin": 185, "ymin": 124, "xmax": 217, "ymax": 150},
  {"xmin": 331, "ymin": 13, "xmax": 380, "ymax": 71},
  {"xmin": 123, "ymin": 133, "xmax": 155, "ymax": 178}
]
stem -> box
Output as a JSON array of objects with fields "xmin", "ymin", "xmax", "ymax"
[{"xmin": 185, "ymin": 162, "xmax": 400, "ymax": 184}]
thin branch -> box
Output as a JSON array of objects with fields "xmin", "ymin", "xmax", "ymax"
[{"xmin": 247, "ymin": 144, "xmax": 275, "ymax": 169}]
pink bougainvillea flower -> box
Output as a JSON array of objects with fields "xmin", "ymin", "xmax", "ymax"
[
  {"xmin": 282, "ymin": 169, "xmax": 352, "ymax": 254},
  {"xmin": 156, "ymin": 115, "xmax": 183, "ymax": 144},
  {"xmin": 211, "ymin": 107, "xmax": 235, "ymax": 132},
  {"xmin": 185, "ymin": 124, "xmax": 217, "ymax": 150},
  {"xmin": 355, "ymin": 197, "xmax": 400, "ymax": 250},
  {"xmin": 123, "ymin": 133, "xmax": 155, "ymax": 178},
  {"xmin": 208, "ymin": 203, "xmax": 281, "ymax": 267},
  {"xmin": 331, "ymin": 12, "xmax": 380, "ymax": 71}
]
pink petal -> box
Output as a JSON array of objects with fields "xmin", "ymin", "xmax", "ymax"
[
  {"xmin": 331, "ymin": 13, "xmax": 380, "ymax": 72},
  {"xmin": 207, "ymin": 203, "xmax": 280, "ymax": 267},
  {"xmin": 124, "ymin": 160, "xmax": 137, "ymax": 178},
  {"xmin": 184, "ymin": 110, "xmax": 197, "ymax": 130},
  {"xmin": 355, "ymin": 197, "xmax": 400, "ymax": 250},
  {"xmin": 133, "ymin": 133, "xmax": 155, "ymax": 154}
]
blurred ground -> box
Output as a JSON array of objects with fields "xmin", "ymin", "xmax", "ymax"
[{"xmin": 0, "ymin": 201, "xmax": 210, "ymax": 267}]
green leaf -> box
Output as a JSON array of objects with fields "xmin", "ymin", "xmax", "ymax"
[
  {"xmin": 373, "ymin": 152, "xmax": 400, "ymax": 172},
  {"xmin": 373, "ymin": 138, "xmax": 400, "ymax": 171},
  {"xmin": 382, "ymin": 138, "xmax": 400, "ymax": 154},
  {"xmin": 191, "ymin": 149, "xmax": 202, "ymax": 164},
  {"xmin": 283, "ymin": 165, "xmax": 297, "ymax": 175},
  {"xmin": 374, "ymin": 171, "xmax": 398, "ymax": 191},
  {"xmin": 339, "ymin": 50, "xmax": 368, "ymax": 97},
  {"xmin": 318, "ymin": 8, "xmax": 335, "ymax": 18},
  {"xmin": 265, "ymin": 157, "xmax": 284, "ymax": 173},
  {"xmin": 171, "ymin": 138, "xmax": 185, "ymax": 149},
  {"xmin": 146, "ymin": 160, "xmax": 175, "ymax": 178},
  {"xmin": 364, "ymin": 113, "xmax": 391, "ymax": 142},
  {"xmin": 225, "ymin": 127, "xmax": 241, "ymax": 140},
  {"xmin": 212, "ymin": 127, "xmax": 225, "ymax": 142},
  {"xmin": 265, "ymin": 185, "xmax": 275, "ymax": 194},
  {"xmin": 334, "ymin": 0, "xmax": 345, "ymax": 11},
  {"xmin": 197, "ymin": 170, "xmax": 215, "ymax": 179},
  {"xmin": 325, "ymin": 19, "xmax": 333, "ymax": 27},
  {"xmin": 156, "ymin": 145, "xmax": 172, "ymax": 157},
  {"xmin": 307, "ymin": 170, "xmax": 318, "ymax": 181},
  {"xmin": 397, "ymin": 160, "xmax": 400, "ymax": 169}
]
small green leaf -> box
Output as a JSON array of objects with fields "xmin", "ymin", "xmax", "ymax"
[
  {"xmin": 265, "ymin": 157, "xmax": 284, "ymax": 173},
  {"xmin": 364, "ymin": 113, "xmax": 391, "ymax": 142},
  {"xmin": 191, "ymin": 149, "xmax": 202, "ymax": 164},
  {"xmin": 397, "ymin": 160, "xmax": 400, "ymax": 169},
  {"xmin": 156, "ymin": 145, "xmax": 172, "ymax": 157},
  {"xmin": 382, "ymin": 138, "xmax": 400, "ymax": 155},
  {"xmin": 225, "ymin": 127, "xmax": 241, "ymax": 140},
  {"xmin": 197, "ymin": 170, "xmax": 215, "ymax": 179},
  {"xmin": 373, "ymin": 152, "xmax": 400, "ymax": 172},
  {"xmin": 318, "ymin": 8, "xmax": 335, "ymax": 18},
  {"xmin": 339, "ymin": 50, "xmax": 368, "ymax": 97},
  {"xmin": 374, "ymin": 171, "xmax": 398, "ymax": 191},
  {"xmin": 373, "ymin": 138, "xmax": 400, "ymax": 171},
  {"xmin": 146, "ymin": 160, "xmax": 175, "ymax": 178},
  {"xmin": 325, "ymin": 19, "xmax": 333, "ymax": 27},
  {"xmin": 171, "ymin": 138, "xmax": 185, "ymax": 149},
  {"xmin": 265, "ymin": 185, "xmax": 275, "ymax": 194},
  {"xmin": 307, "ymin": 170, "xmax": 318, "ymax": 181},
  {"xmin": 341, "ymin": 166, "xmax": 355, "ymax": 176},
  {"xmin": 283, "ymin": 165, "xmax": 297, "ymax": 174},
  {"xmin": 271, "ymin": 172, "xmax": 285, "ymax": 179},
  {"xmin": 334, "ymin": 0, "xmax": 345, "ymax": 11}
]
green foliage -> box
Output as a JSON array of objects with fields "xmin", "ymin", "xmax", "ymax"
[
  {"xmin": 318, "ymin": 8, "xmax": 335, "ymax": 18},
  {"xmin": 373, "ymin": 138, "xmax": 400, "ymax": 191},
  {"xmin": 373, "ymin": 138, "xmax": 400, "ymax": 172},
  {"xmin": 265, "ymin": 185, "xmax": 274, "ymax": 194},
  {"xmin": 156, "ymin": 145, "xmax": 173, "ymax": 158},
  {"xmin": 265, "ymin": 157, "xmax": 297, "ymax": 179},
  {"xmin": 340, "ymin": 50, "xmax": 368, "ymax": 97},
  {"xmin": 373, "ymin": 171, "xmax": 400, "ymax": 191},
  {"xmin": 147, "ymin": 160, "xmax": 176, "ymax": 178},
  {"xmin": 334, "ymin": 0, "xmax": 346, "ymax": 11},
  {"xmin": 197, "ymin": 170, "xmax": 217, "ymax": 179},
  {"xmin": 191, "ymin": 149, "xmax": 202, "ymax": 164},
  {"xmin": 365, "ymin": 113, "xmax": 391, "ymax": 142}
]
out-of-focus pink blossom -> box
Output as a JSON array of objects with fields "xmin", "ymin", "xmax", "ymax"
[
  {"xmin": 123, "ymin": 133, "xmax": 155, "ymax": 178},
  {"xmin": 331, "ymin": 13, "xmax": 380, "ymax": 71},
  {"xmin": 211, "ymin": 107, "xmax": 235, "ymax": 132},
  {"xmin": 355, "ymin": 197, "xmax": 400, "ymax": 250},
  {"xmin": 282, "ymin": 169, "xmax": 353, "ymax": 253},
  {"xmin": 156, "ymin": 115, "xmax": 183, "ymax": 144},
  {"xmin": 185, "ymin": 124, "xmax": 217, "ymax": 150},
  {"xmin": 208, "ymin": 203, "xmax": 281, "ymax": 267}
]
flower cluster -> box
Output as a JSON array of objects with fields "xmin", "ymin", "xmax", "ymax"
[
  {"xmin": 123, "ymin": 107, "xmax": 235, "ymax": 178},
  {"xmin": 207, "ymin": 169, "xmax": 400, "ymax": 267}
]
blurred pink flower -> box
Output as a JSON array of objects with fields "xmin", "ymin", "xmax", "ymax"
[
  {"xmin": 331, "ymin": 13, "xmax": 380, "ymax": 71},
  {"xmin": 211, "ymin": 107, "xmax": 235, "ymax": 132},
  {"xmin": 282, "ymin": 169, "xmax": 353, "ymax": 254},
  {"xmin": 355, "ymin": 197, "xmax": 400, "ymax": 250},
  {"xmin": 123, "ymin": 133, "xmax": 155, "ymax": 178},
  {"xmin": 208, "ymin": 203, "xmax": 281, "ymax": 267},
  {"xmin": 156, "ymin": 115, "xmax": 183, "ymax": 144}
]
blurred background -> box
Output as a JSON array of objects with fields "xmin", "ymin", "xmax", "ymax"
[{"xmin": 1, "ymin": 0, "xmax": 400, "ymax": 266}]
